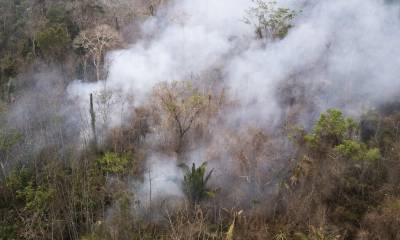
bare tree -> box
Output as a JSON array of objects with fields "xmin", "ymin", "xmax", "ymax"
[
  {"xmin": 74, "ymin": 24, "xmax": 122, "ymax": 81},
  {"xmin": 151, "ymin": 81, "xmax": 209, "ymax": 157}
]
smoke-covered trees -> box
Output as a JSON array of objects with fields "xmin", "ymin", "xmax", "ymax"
[
  {"xmin": 244, "ymin": 0, "xmax": 296, "ymax": 40},
  {"xmin": 2, "ymin": 99, "xmax": 400, "ymax": 239},
  {"xmin": 0, "ymin": 55, "xmax": 17, "ymax": 102},
  {"xmin": 74, "ymin": 24, "xmax": 122, "ymax": 81},
  {"xmin": 2, "ymin": 0, "xmax": 400, "ymax": 239},
  {"xmin": 151, "ymin": 81, "xmax": 210, "ymax": 156}
]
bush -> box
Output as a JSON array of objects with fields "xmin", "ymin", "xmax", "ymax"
[
  {"xmin": 304, "ymin": 109, "xmax": 357, "ymax": 149},
  {"xmin": 180, "ymin": 162, "xmax": 214, "ymax": 204},
  {"xmin": 46, "ymin": 5, "xmax": 68, "ymax": 25},
  {"xmin": 335, "ymin": 140, "xmax": 380, "ymax": 163},
  {"xmin": 97, "ymin": 152, "xmax": 129, "ymax": 175},
  {"xmin": 0, "ymin": 54, "xmax": 17, "ymax": 78},
  {"xmin": 37, "ymin": 25, "xmax": 71, "ymax": 61},
  {"xmin": 16, "ymin": 184, "xmax": 55, "ymax": 212}
]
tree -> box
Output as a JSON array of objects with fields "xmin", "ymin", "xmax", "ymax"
[
  {"xmin": 97, "ymin": 152, "xmax": 129, "ymax": 175},
  {"xmin": 74, "ymin": 24, "xmax": 122, "ymax": 81},
  {"xmin": 0, "ymin": 54, "xmax": 17, "ymax": 77},
  {"xmin": 99, "ymin": 0, "xmax": 139, "ymax": 28},
  {"xmin": 244, "ymin": 0, "xmax": 296, "ymax": 40},
  {"xmin": 36, "ymin": 25, "xmax": 71, "ymax": 62},
  {"xmin": 284, "ymin": 109, "xmax": 382, "ymax": 234},
  {"xmin": 335, "ymin": 140, "xmax": 380, "ymax": 164},
  {"xmin": 90, "ymin": 93, "xmax": 98, "ymax": 150},
  {"xmin": 68, "ymin": 0, "xmax": 105, "ymax": 28},
  {"xmin": 152, "ymin": 81, "xmax": 209, "ymax": 156},
  {"xmin": 20, "ymin": 2, "xmax": 46, "ymax": 58},
  {"xmin": 0, "ymin": 54, "xmax": 17, "ymax": 100},
  {"xmin": 304, "ymin": 109, "xmax": 358, "ymax": 150},
  {"xmin": 0, "ymin": 109, "xmax": 21, "ymax": 179},
  {"xmin": 46, "ymin": 5, "xmax": 68, "ymax": 25},
  {"xmin": 180, "ymin": 162, "xmax": 214, "ymax": 204},
  {"xmin": 16, "ymin": 183, "xmax": 55, "ymax": 240}
]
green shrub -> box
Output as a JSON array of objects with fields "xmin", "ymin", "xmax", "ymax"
[
  {"xmin": 0, "ymin": 130, "xmax": 21, "ymax": 152},
  {"xmin": 16, "ymin": 184, "xmax": 55, "ymax": 212},
  {"xmin": 335, "ymin": 140, "xmax": 380, "ymax": 163},
  {"xmin": 37, "ymin": 25, "xmax": 71, "ymax": 61},
  {"xmin": 97, "ymin": 152, "xmax": 129, "ymax": 174},
  {"xmin": 0, "ymin": 55, "xmax": 17, "ymax": 78},
  {"xmin": 304, "ymin": 109, "xmax": 357, "ymax": 149},
  {"xmin": 46, "ymin": 5, "xmax": 68, "ymax": 24},
  {"xmin": 180, "ymin": 162, "xmax": 214, "ymax": 204},
  {"xmin": 5, "ymin": 167, "xmax": 31, "ymax": 191}
]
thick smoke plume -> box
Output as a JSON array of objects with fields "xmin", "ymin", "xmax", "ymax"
[{"xmin": 69, "ymin": 0, "xmax": 400, "ymax": 123}]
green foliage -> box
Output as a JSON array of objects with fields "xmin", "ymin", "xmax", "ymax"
[
  {"xmin": 0, "ymin": 130, "xmax": 22, "ymax": 152},
  {"xmin": 37, "ymin": 25, "xmax": 71, "ymax": 61},
  {"xmin": 287, "ymin": 109, "xmax": 385, "ymax": 237},
  {"xmin": 0, "ymin": 222, "xmax": 18, "ymax": 240},
  {"xmin": 335, "ymin": 140, "xmax": 380, "ymax": 163},
  {"xmin": 3, "ymin": 166, "xmax": 56, "ymax": 239},
  {"xmin": 180, "ymin": 162, "xmax": 214, "ymax": 204},
  {"xmin": 5, "ymin": 167, "xmax": 31, "ymax": 191},
  {"xmin": 16, "ymin": 183, "xmax": 55, "ymax": 212},
  {"xmin": 0, "ymin": 54, "xmax": 18, "ymax": 78},
  {"xmin": 304, "ymin": 109, "xmax": 357, "ymax": 149},
  {"xmin": 46, "ymin": 5, "xmax": 68, "ymax": 25},
  {"xmin": 244, "ymin": 0, "xmax": 296, "ymax": 40},
  {"xmin": 6, "ymin": 167, "xmax": 54, "ymax": 213},
  {"xmin": 97, "ymin": 152, "xmax": 129, "ymax": 174}
]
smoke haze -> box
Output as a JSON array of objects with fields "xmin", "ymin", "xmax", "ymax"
[{"xmin": 8, "ymin": 0, "xmax": 400, "ymax": 205}]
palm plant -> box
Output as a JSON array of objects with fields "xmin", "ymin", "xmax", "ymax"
[{"xmin": 180, "ymin": 162, "xmax": 214, "ymax": 204}]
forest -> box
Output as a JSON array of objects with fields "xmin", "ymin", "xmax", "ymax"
[{"xmin": 1, "ymin": 0, "xmax": 400, "ymax": 239}]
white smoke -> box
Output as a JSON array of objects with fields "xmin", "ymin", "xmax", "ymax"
[
  {"xmin": 226, "ymin": 0, "xmax": 400, "ymax": 126},
  {"xmin": 69, "ymin": 0, "xmax": 400, "ymax": 126},
  {"xmin": 66, "ymin": 0, "xmax": 400, "ymax": 203}
]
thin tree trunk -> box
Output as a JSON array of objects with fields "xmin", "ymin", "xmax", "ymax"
[{"xmin": 90, "ymin": 93, "xmax": 97, "ymax": 151}]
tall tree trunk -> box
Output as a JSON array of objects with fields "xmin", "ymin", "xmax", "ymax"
[{"xmin": 90, "ymin": 93, "xmax": 98, "ymax": 151}]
